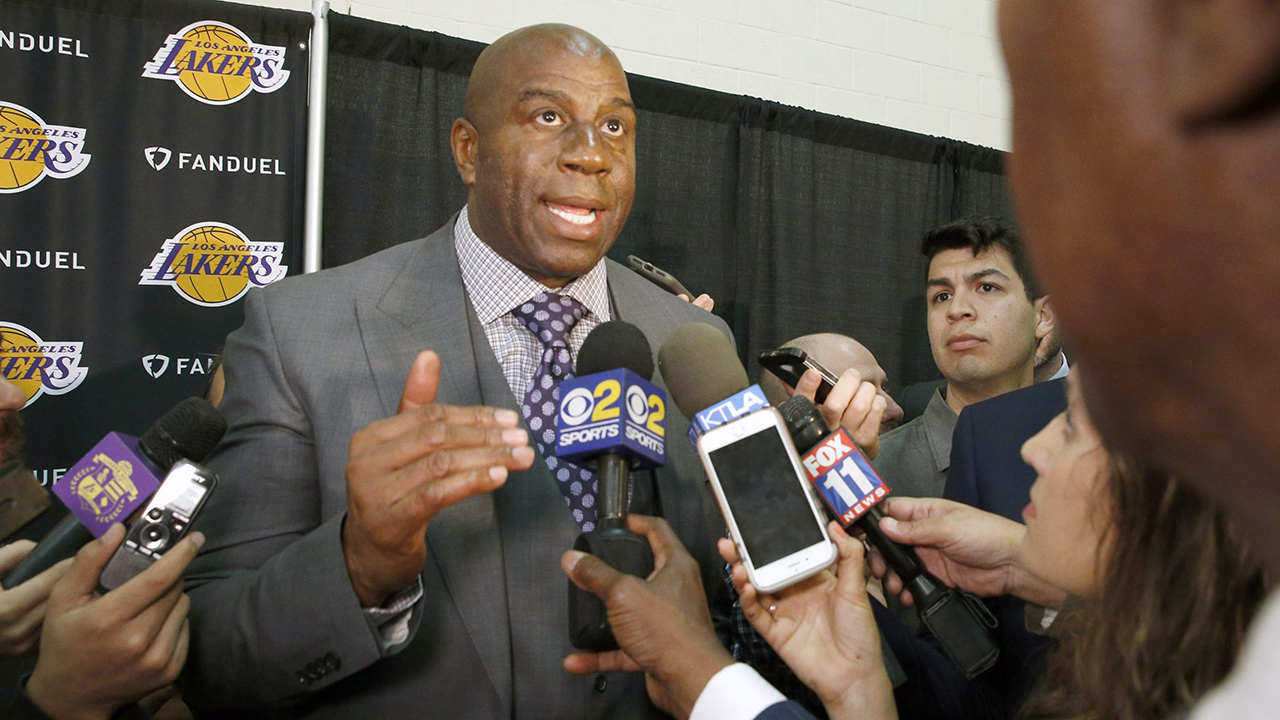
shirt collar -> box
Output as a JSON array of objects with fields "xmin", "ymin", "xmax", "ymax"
[
  {"xmin": 454, "ymin": 205, "xmax": 611, "ymax": 324},
  {"xmin": 923, "ymin": 387, "xmax": 959, "ymax": 473},
  {"xmin": 1048, "ymin": 353, "xmax": 1071, "ymax": 381}
]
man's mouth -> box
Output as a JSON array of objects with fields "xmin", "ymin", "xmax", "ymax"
[
  {"xmin": 545, "ymin": 201, "xmax": 601, "ymax": 226},
  {"xmin": 947, "ymin": 334, "xmax": 983, "ymax": 351}
]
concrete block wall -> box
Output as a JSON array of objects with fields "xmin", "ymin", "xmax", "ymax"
[{"xmin": 227, "ymin": 0, "xmax": 1012, "ymax": 150}]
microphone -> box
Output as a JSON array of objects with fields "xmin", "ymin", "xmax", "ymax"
[
  {"xmin": 562, "ymin": 321, "xmax": 667, "ymax": 650},
  {"xmin": 656, "ymin": 323, "xmax": 767, "ymax": 446},
  {"xmin": 2, "ymin": 398, "xmax": 226, "ymax": 589},
  {"xmin": 779, "ymin": 396, "xmax": 1000, "ymax": 679}
]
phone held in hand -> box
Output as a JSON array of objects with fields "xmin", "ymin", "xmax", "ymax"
[
  {"xmin": 697, "ymin": 408, "xmax": 836, "ymax": 593},
  {"xmin": 758, "ymin": 347, "xmax": 840, "ymax": 404},
  {"xmin": 625, "ymin": 255, "xmax": 694, "ymax": 299},
  {"xmin": 98, "ymin": 459, "xmax": 216, "ymax": 592}
]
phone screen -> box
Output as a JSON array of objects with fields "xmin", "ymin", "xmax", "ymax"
[{"xmin": 708, "ymin": 426, "xmax": 825, "ymax": 567}]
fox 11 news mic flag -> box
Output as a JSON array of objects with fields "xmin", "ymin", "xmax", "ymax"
[
  {"xmin": 1, "ymin": 397, "xmax": 226, "ymax": 589},
  {"xmin": 779, "ymin": 396, "xmax": 1000, "ymax": 679},
  {"xmin": 559, "ymin": 321, "xmax": 666, "ymax": 651}
]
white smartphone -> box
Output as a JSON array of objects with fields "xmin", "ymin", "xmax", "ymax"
[{"xmin": 697, "ymin": 408, "xmax": 837, "ymax": 593}]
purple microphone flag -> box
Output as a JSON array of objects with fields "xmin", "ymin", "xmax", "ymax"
[{"xmin": 53, "ymin": 432, "xmax": 163, "ymax": 536}]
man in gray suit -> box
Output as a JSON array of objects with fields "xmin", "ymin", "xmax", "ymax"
[{"xmin": 180, "ymin": 24, "xmax": 729, "ymax": 719}]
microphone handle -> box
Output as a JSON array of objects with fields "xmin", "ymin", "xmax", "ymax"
[
  {"xmin": 853, "ymin": 506, "xmax": 1000, "ymax": 678},
  {"xmin": 2, "ymin": 514, "xmax": 93, "ymax": 589},
  {"xmin": 855, "ymin": 506, "xmax": 925, "ymax": 581}
]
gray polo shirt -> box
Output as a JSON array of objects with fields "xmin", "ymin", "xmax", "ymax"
[{"xmin": 872, "ymin": 387, "xmax": 958, "ymax": 498}]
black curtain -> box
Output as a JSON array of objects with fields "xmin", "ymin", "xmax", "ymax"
[{"xmin": 322, "ymin": 15, "xmax": 1012, "ymax": 391}]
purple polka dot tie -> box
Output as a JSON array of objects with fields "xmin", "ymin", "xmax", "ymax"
[{"xmin": 511, "ymin": 292, "xmax": 598, "ymax": 532}]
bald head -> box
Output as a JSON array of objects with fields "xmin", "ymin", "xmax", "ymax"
[
  {"xmin": 759, "ymin": 334, "xmax": 905, "ymax": 433},
  {"xmin": 465, "ymin": 24, "xmax": 621, "ymax": 130},
  {"xmin": 449, "ymin": 23, "xmax": 636, "ymax": 289}
]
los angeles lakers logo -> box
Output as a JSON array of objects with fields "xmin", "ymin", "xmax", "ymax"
[
  {"xmin": 139, "ymin": 222, "xmax": 288, "ymax": 306},
  {"xmin": 0, "ymin": 101, "xmax": 91, "ymax": 194},
  {"xmin": 0, "ymin": 322, "xmax": 89, "ymax": 407},
  {"xmin": 141, "ymin": 21, "xmax": 290, "ymax": 105}
]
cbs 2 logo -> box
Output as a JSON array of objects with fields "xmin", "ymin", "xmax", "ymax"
[{"xmin": 560, "ymin": 379, "xmax": 665, "ymax": 437}]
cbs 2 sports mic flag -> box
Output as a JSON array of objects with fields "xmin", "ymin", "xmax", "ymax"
[
  {"xmin": 801, "ymin": 428, "xmax": 889, "ymax": 525},
  {"xmin": 556, "ymin": 369, "xmax": 667, "ymax": 469},
  {"xmin": 0, "ymin": 0, "xmax": 309, "ymax": 487}
]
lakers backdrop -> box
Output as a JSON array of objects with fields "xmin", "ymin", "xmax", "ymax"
[{"xmin": 0, "ymin": 0, "xmax": 309, "ymax": 484}]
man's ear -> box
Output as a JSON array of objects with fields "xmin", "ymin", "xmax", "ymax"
[
  {"xmin": 1167, "ymin": 0, "xmax": 1280, "ymax": 123},
  {"xmin": 1034, "ymin": 296, "xmax": 1055, "ymax": 342},
  {"xmin": 451, "ymin": 118, "xmax": 478, "ymax": 187}
]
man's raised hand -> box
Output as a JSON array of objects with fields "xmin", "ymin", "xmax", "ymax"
[{"xmin": 343, "ymin": 351, "xmax": 535, "ymax": 607}]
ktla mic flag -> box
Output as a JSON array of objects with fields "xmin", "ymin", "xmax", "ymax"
[{"xmin": 0, "ymin": 0, "xmax": 310, "ymax": 479}]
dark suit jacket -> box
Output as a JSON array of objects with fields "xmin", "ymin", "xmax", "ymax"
[
  {"xmin": 180, "ymin": 218, "xmax": 731, "ymax": 719},
  {"xmin": 941, "ymin": 379, "xmax": 1067, "ymax": 718},
  {"xmin": 880, "ymin": 379, "xmax": 1067, "ymax": 720}
]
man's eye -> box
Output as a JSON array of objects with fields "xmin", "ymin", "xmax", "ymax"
[
  {"xmin": 601, "ymin": 118, "xmax": 626, "ymax": 137},
  {"xmin": 979, "ymin": 282, "xmax": 997, "ymax": 292},
  {"xmin": 932, "ymin": 292, "xmax": 951, "ymax": 303},
  {"xmin": 536, "ymin": 110, "xmax": 562, "ymax": 126}
]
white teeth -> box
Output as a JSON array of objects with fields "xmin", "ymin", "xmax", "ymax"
[{"xmin": 548, "ymin": 205, "xmax": 596, "ymax": 225}]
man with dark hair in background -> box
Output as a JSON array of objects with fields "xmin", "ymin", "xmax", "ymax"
[{"xmin": 873, "ymin": 216, "xmax": 1054, "ymax": 500}]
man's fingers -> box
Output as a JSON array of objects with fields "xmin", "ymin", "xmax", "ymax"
[
  {"xmin": 366, "ymin": 424, "xmax": 530, "ymax": 473},
  {"xmin": 716, "ymin": 537, "xmax": 739, "ymax": 566},
  {"xmin": 563, "ymin": 649, "xmax": 641, "ymax": 675},
  {"xmin": 0, "ymin": 540, "xmax": 35, "ymax": 573},
  {"xmin": 405, "ymin": 466, "xmax": 514, "ymax": 518},
  {"xmin": 103, "ymin": 532, "xmax": 203, "ymax": 621},
  {"xmin": 54, "ymin": 524, "xmax": 126, "ymax": 602},
  {"xmin": 395, "ymin": 444, "xmax": 534, "ymax": 490},
  {"xmin": 364, "ymin": 403, "xmax": 521, "ymax": 447},
  {"xmin": 398, "ymin": 351, "xmax": 441, "ymax": 413},
  {"xmin": 794, "ymin": 369, "xmax": 823, "ymax": 403},
  {"xmin": 119, "ymin": 582, "xmax": 184, "ymax": 655},
  {"xmin": 561, "ymin": 550, "xmax": 626, "ymax": 600},
  {"xmin": 692, "ymin": 294, "xmax": 715, "ymax": 311},
  {"xmin": 624, "ymin": 515, "xmax": 682, "ymax": 569},
  {"xmin": 866, "ymin": 544, "xmax": 888, "ymax": 580},
  {"xmin": 144, "ymin": 592, "xmax": 191, "ymax": 680},
  {"xmin": 1, "ymin": 557, "xmax": 72, "ymax": 618}
]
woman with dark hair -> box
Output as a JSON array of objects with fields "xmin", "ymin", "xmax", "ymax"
[{"xmin": 724, "ymin": 375, "xmax": 1270, "ymax": 720}]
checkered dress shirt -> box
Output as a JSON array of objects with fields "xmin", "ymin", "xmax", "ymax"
[{"xmin": 453, "ymin": 205, "xmax": 612, "ymax": 400}]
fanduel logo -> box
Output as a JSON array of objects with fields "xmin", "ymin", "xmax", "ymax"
[
  {"xmin": 142, "ymin": 354, "xmax": 216, "ymax": 378},
  {"xmin": 142, "ymin": 354, "xmax": 169, "ymax": 378},
  {"xmin": 144, "ymin": 146, "xmax": 171, "ymax": 171}
]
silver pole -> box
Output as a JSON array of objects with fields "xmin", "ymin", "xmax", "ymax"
[{"xmin": 303, "ymin": 0, "xmax": 330, "ymax": 274}]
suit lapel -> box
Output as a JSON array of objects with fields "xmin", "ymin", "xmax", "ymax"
[{"xmin": 354, "ymin": 220, "xmax": 513, "ymax": 711}]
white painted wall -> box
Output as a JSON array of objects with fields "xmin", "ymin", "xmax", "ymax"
[{"xmin": 227, "ymin": 0, "xmax": 1011, "ymax": 150}]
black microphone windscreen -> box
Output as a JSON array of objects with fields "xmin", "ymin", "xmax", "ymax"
[
  {"xmin": 779, "ymin": 395, "xmax": 830, "ymax": 454},
  {"xmin": 577, "ymin": 321, "xmax": 655, "ymax": 380},
  {"xmin": 658, "ymin": 323, "xmax": 749, "ymax": 419},
  {"xmin": 139, "ymin": 397, "xmax": 227, "ymax": 471}
]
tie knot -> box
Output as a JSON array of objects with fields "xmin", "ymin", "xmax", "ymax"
[{"xmin": 511, "ymin": 292, "xmax": 586, "ymax": 348}]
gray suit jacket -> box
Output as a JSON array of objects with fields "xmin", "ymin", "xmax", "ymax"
[{"xmin": 181, "ymin": 218, "xmax": 731, "ymax": 719}]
